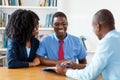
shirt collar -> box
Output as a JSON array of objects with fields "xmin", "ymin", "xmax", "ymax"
[
  {"xmin": 53, "ymin": 33, "xmax": 69, "ymax": 42},
  {"xmin": 100, "ymin": 29, "xmax": 116, "ymax": 41}
]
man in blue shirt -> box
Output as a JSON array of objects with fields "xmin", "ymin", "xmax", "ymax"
[
  {"xmin": 36, "ymin": 12, "xmax": 87, "ymax": 66},
  {"xmin": 55, "ymin": 9, "xmax": 120, "ymax": 80}
]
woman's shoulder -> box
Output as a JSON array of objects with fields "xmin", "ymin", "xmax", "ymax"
[
  {"xmin": 7, "ymin": 38, "xmax": 21, "ymax": 48},
  {"xmin": 31, "ymin": 37, "xmax": 39, "ymax": 44}
]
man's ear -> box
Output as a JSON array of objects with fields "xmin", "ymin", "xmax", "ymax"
[{"xmin": 96, "ymin": 23, "xmax": 102, "ymax": 32}]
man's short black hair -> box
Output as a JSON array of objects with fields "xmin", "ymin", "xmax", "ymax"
[
  {"xmin": 94, "ymin": 9, "xmax": 115, "ymax": 27},
  {"xmin": 52, "ymin": 12, "xmax": 67, "ymax": 24}
]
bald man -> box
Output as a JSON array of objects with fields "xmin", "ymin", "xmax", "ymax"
[{"xmin": 55, "ymin": 9, "xmax": 120, "ymax": 80}]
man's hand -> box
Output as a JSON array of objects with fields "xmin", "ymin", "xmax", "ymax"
[
  {"xmin": 61, "ymin": 60, "xmax": 86, "ymax": 69},
  {"xmin": 61, "ymin": 60, "xmax": 77, "ymax": 69},
  {"xmin": 55, "ymin": 64, "xmax": 68, "ymax": 75}
]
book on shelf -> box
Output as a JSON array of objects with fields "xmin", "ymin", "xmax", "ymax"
[
  {"xmin": 0, "ymin": 0, "xmax": 2, "ymax": 5},
  {"xmin": 44, "ymin": 14, "xmax": 49, "ymax": 28},
  {"xmin": 2, "ymin": 12, "xmax": 7, "ymax": 27},
  {"xmin": 11, "ymin": 0, "xmax": 15, "ymax": 5},
  {"xmin": 0, "ymin": 10, "xmax": 2, "ymax": 27},
  {"xmin": 0, "ymin": 10, "xmax": 11, "ymax": 27},
  {"xmin": 18, "ymin": 0, "xmax": 22, "ymax": 6},
  {"xmin": 2, "ymin": 0, "xmax": 22, "ymax": 6},
  {"xmin": 44, "ymin": 0, "xmax": 49, "ymax": 6},
  {"xmin": 3, "ymin": 33, "xmax": 7, "ymax": 48},
  {"xmin": 40, "ymin": 0, "xmax": 45, "ymax": 6},
  {"xmin": 1, "ymin": 0, "xmax": 4, "ymax": 5},
  {"xmin": 44, "ymin": 13, "xmax": 53, "ymax": 28},
  {"xmin": 0, "ymin": 34, "xmax": 3, "ymax": 48},
  {"xmin": 40, "ymin": 0, "xmax": 57, "ymax": 7},
  {"xmin": 52, "ymin": 0, "xmax": 57, "ymax": 7},
  {"xmin": 0, "ymin": 33, "xmax": 7, "ymax": 48}
]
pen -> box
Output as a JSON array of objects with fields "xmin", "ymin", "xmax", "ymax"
[{"xmin": 61, "ymin": 62, "xmax": 72, "ymax": 68}]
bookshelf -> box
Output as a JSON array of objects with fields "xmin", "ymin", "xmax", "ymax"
[{"xmin": 0, "ymin": 0, "xmax": 58, "ymax": 51}]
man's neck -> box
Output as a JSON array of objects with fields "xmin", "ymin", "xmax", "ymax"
[
  {"xmin": 57, "ymin": 34, "xmax": 67, "ymax": 40},
  {"xmin": 100, "ymin": 28, "xmax": 115, "ymax": 40}
]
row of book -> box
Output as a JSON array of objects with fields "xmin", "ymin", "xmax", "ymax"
[
  {"xmin": 0, "ymin": 10, "xmax": 53, "ymax": 28},
  {"xmin": 40, "ymin": 0, "xmax": 57, "ymax": 7},
  {"xmin": 1, "ymin": 0, "xmax": 22, "ymax": 6},
  {"xmin": 0, "ymin": 0, "xmax": 57, "ymax": 7},
  {"xmin": 44, "ymin": 13, "xmax": 53, "ymax": 28},
  {"xmin": 0, "ymin": 10, "xmax": 8, "ymax": 48},
  {"xmin": 0, "ymin": 10, "xmax": 11, "ymax": 28}
]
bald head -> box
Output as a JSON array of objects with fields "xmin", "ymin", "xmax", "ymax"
[{"xmin": 93, "ymin": 9, "xmax": 115, "ymax": 28}]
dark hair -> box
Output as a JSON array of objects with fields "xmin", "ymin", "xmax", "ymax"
[
  {"xmin": 5, "ymin": 9, "xmax": 39, "ymax": 45},
  {"xmin": 51, "ymin": 12, "xmax": 67, "ymax": 24},
  {"xmin": 94, "ymin": 9, "xmax": 115, "ymax": 27}
]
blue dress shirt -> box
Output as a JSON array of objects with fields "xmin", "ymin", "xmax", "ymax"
[
  {"xmin": 66, "ymin": 30, "xmax": 120, "ymax": 80},
  {"xmin": 36, "ymin": 33, "xmax": 87, "ymax": 62}
]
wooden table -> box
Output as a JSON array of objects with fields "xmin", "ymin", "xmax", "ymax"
[{"xmin": 0, "ymin": 66, "xmax": 75, "ymax": 80}]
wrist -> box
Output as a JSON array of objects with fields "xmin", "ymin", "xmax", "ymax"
[
  {"xmin": 64, "ymin": 68, "xmax": 72, "ymax": 76},
  {"xmin": 57, "ymin": 60, "xmax": 64, "ymax": 65},
  {"xmin": 77, "ymin": 64, "xmax": 86, "ymax": 69},
  {"xmin": 63, "ymin": 68, "xmax": 69, "ymax": 75},
  {"xmin": 29, "ymin": 62, "xmax": 35, "ymax": 67}
]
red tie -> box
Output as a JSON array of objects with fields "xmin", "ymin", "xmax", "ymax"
[{"xmin": 58, "ymin": 40, "xmax": 64, "ymax": 60}]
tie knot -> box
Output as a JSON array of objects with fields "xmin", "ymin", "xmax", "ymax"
[{"xmin": 59, "ymin": 40, "xmax": 64, "ymax": 44}]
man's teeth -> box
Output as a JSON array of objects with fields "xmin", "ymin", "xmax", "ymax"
[{"xmin": 58, "ymin": 30, "xmax": 64, "ymax": 32}]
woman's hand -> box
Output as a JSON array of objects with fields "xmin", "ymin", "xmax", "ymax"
[{"xmin": 29, "ymin": 57, "xmax": 40, "ymax": 67}]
